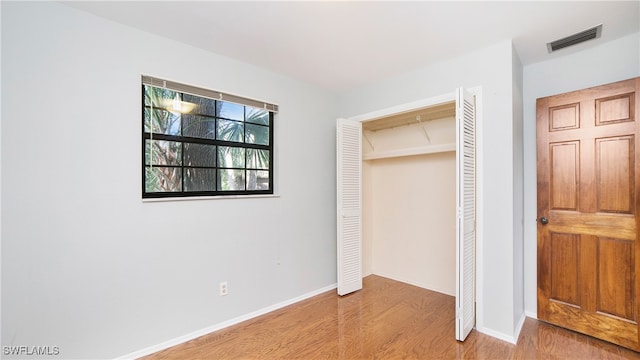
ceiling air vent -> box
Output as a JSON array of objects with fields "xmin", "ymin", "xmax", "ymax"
[{"xmin": 547, "ymin": 24, "xmax": 602, "ymax": 53}]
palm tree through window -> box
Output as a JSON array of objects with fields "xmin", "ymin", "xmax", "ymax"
[{"xmin": 142, "ymin": 79, "xmax": 274, "ymax": 198}]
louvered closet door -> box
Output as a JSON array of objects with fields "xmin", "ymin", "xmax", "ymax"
[
  {"xmin": 455, "ymin": 88, "xmax": 476, "ymax": 341},
  {"xmin": 337, "ymin": 118, "xmax": 363, "ymax": 296}
]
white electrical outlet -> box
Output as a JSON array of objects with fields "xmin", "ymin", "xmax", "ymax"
[{"xmin": 219, "ymin": 282, "xmax": 228, "ymax": 296}]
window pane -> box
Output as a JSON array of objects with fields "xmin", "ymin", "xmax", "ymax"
[
  {"xmin": 217, "ymin": 119, "xmax": 244, "ymax": 142},
  {"xmin": 217, "ymin": 101, "xmax": 244, "ymax": 121},
  {"xmin": 144, "ymin": 108, "xmax": 181, "ymax": 135},
  {"xmin": 246, "ymin": 149, "xmax": 269, "ymax": 169},
  {"xmin": 183, "ymin": 93, "xmax": 215, "ymax": 116},
  {"xmin": 218, "ymin": 169, "xmax": 245, "ymax": 191},
  {"xmin": 144, "ymin": 85, "xmax": 178, "ymax": 109},
  {"xmin": 184, "ymin": 168, "xmax": 216, "ymax": 192},
  {"xmin": 246, "ymin": 108, "xmax": 269, "ymax": 125},
  {"xmin": 142, "ymin": 78, "xmax": 273, "ymax": 198},
  {"xmin": 145, "ymin": 140, "xmax": 182, "ymax": 166},
  {"xmin": 184, "ymin": 143, "xmax": 215, "ymax": 167},
  {"xmin": 145, "ymin": 166, "xmax": 182, "ymax": 192},
  {"xmin": 245, "ymin": 123, "xmax": 269, "ymax": 145},
  {"xmin": 218, "ymin": 146, "xmax": 245, "ymax": 168},
  {"xmin": 246, "ymin": 170, "xmax": 269, "ymax": 191},
  {"xmin": 183, "ymin": 114, "xmax": 215, "ymax": 139}
]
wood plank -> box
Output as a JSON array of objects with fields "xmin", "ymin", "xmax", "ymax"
[
  {"xmin": 547, "ymin": 300, "xmax": 639, "ymax": 350},
  {"xmin": 546, "ymin": 118, "xmax": 637, "ymax": 143},
  {"xmin": 549, "ymin": 211, "xmax": 636, "ymax": 240},
  {"xmin": 362, "ymin": 102, "xmax": 455, "ymax": 131},
  {"xmin": 141, "ymin": 276, "xmax": 640, "ymax": 359}
]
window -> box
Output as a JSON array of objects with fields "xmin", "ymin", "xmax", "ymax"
[{"xmin": 142, "ymin": 76, "xmax": 276, "ymax": 198}]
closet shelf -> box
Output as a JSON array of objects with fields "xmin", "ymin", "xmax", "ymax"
[
  {"xmin": 362, "ymin": 101, "xmax": 455, "ymax": 131},
  {"xmin": 363, "ymin": 143, "xmax": 455, "ymax": 160}
]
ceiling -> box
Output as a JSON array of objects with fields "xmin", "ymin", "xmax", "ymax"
[{"xmin": 64, "ymin": 1, "xmax": 639, "ymax": 92}]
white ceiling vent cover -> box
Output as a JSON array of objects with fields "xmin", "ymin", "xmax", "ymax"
[{"xmin": 547, "ymin": 24, "xmax": 603, "ymax": 53}]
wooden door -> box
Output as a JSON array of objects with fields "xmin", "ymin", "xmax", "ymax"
[{"xmin": 537, "ymin": 77, "xmax": 640, "ymax": 351}]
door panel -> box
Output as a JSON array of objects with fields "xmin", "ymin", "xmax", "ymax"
[
  {"xmin": 455, "ymin": 87, "xmax": 476, "ymax": 341},
  {"xmin": 549, "ymin": 233, "xmax": 580, "ymax": 306},
  {"xmin": 596, "ymin": 93, "xmax": 635, "ymax": 125},
  {"xmin": 550, "ymin": 103, "xmax": 580, "ymax": 131},
  {"xmin": 598, "ymin": 237, "xmax": 634, "ymax": 320},
  {"xmin": 537, "ymin": 77, "xmax": 640, "ymax": 351},
  {"xmin": 336, "ymin": 118, "xmax": 363, "ymax": 296},
  {"xmin": 550, "ymin": 142, "xmax": 579, "ymax": 210},
  {"xmin": 596, "ymin": 136, "xmax": 634, "ymax": 213}
]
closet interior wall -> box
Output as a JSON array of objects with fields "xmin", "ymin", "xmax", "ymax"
[{"xmin": 361, "ymin": 105, "xmax": 457, "ymax": 296}]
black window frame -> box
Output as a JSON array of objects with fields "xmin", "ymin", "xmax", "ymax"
[{"xmin": 141, "ymin": 78, "xmax": 275, "ymax": 199}]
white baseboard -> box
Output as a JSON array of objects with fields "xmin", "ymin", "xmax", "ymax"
[
  {"xmin": 476, "ymin": 312, "xmax": 527, "ymax": 345},
  {"xmin": 525, "ymin": 310, "xmax": 537, "ymax": 319},
  {"xmin": 475, "ymin": 326, "xmax": 517, "ymax": 344},
  {"xmin": 116, "ymin": 283, "xmax": 337, "ymax": 360},
  {"xmin": 371, "ymin": 272, "xmax": 454, "ymax": 297},
  {"xmin": 513, "ymin": 313, "xmax": 526, "ymax": 342}
]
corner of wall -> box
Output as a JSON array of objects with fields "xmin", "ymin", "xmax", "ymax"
[{"xmin": 511, "ymin": 42, "xmax": 526, "ymax": 333}]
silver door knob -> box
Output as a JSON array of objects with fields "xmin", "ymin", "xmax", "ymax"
[{"xmin": 539, "ymin": 217, "xmax": 549, "ymax": 225}]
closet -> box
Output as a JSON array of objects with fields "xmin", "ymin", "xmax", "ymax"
[{"xmin": 337, "ymin": 88, "xmax": 476, "ymax": 341}]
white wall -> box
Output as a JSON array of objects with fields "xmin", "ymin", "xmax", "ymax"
[
  {"xmin": 340, "ymin": 40, "xmax": 521, "ymax": 341},
  {"xmin": 1, "ymin": 2, "xmax": 338, "ymax": 358},
  {"xmin": 368, "ymin": 152, "xmax": 456, "ymax": 296},
  {"xmin": 522, "ymin": 32, "xmax": 640, "ymax": 317}
]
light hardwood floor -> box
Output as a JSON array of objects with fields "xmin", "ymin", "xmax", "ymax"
[{"xmin": 143, "ymin": 275, "xmax": 640, "ymax": 359}]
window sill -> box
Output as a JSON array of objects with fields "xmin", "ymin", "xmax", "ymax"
[{"xmin": 142, "ymin": 194, "xmax": 280, "ymax": 203}]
